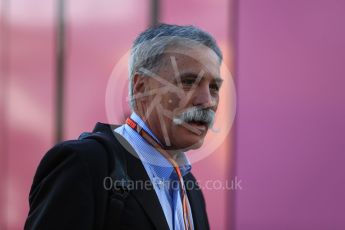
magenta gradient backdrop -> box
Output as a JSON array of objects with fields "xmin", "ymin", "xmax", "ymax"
[
  {"xmin": 235, "ymin": 0, "xmax": 345, "ymax": 229},
  {"xmin": 1, "ymin": 0, "xmax": 345, "ymax": 230}
]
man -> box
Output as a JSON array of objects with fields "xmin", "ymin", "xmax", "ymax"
[{"xmin": 25, "ymin": 23, "xmax": 223, "ymax": 230}]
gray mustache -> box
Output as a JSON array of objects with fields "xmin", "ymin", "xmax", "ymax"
[{"xmin": 173, "ymin": 107, "xmax": 215, "ymax": 128}]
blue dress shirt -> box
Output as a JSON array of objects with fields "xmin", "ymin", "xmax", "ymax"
[{"xmin": 114, "ymin": 112, "xmax": 194, "ymax": 230}]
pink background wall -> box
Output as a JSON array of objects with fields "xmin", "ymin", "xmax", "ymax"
[
  {"xmin": 235, "ymin": 0, "xmax": 345, "ymax": 229},
  {"xmin": 0, "ymin": 1, "xmax": 56, "ymax": 229},
  {"xmin": 0, "ymin": 0, "xmax": 234, "ymax": 229}
]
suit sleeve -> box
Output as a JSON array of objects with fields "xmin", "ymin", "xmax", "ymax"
[{"xmin": 24, "ymin": 142, "xmax": 96, "ymax": 230}]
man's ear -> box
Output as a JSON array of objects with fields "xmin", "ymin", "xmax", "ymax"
[
  {"xmin": 133, "ymin": 73, "xmax": 146, "ymax": 95},
  {"xmin": 133, "ymin": 73, "xmax": 149, "ymax": 116}
]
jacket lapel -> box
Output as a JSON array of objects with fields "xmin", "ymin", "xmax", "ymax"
[
  {"xmin": 184, "ymin": 173, "xmax": 210, "ymax": 230},
  {"xmin": 126, "ymin": 151, "xmax": 170, "ymax": 230},
  {"xmin": 93, "ymin": 122, "xmax": 170, "ymax": 230}
]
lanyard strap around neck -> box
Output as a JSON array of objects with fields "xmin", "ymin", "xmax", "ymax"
[{"xmin": 126, "ymin": 117, "xmax": 192, "ymax": 230}]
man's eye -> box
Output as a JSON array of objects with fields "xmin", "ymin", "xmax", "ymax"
[
  {"xmin": 210, "ymin": 84, "xmax": 220, "ymax": 91},
  {"xmin": 181, "ymin": 79, "xmax": 196, "ymax": 86}
]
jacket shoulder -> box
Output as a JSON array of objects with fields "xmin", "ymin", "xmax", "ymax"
[
  {"xmin": 26, "ymin": 138, "xmax": 112, "ymax": 230},
  {"xmin": 33, "ymin": 139, "xmax": 109, "ymax": 186}
]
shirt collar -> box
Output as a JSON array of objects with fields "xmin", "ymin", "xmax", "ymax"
[
  {"xmin": 129, "ymin": 112, "xmax": 161, "ymax": 144},
  {"xmin": 126, "ymin": 112, "xmax": 192, "ymax": 179}
]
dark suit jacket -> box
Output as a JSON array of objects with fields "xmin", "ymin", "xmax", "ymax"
[{"xmin": 25, "ymin": 122, "xmax": 210, "ymax": 230}]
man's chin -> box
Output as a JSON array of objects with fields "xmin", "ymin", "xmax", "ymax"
[
  {"xmin": 168, "ymin": 124, "xmax": 208, "ymax": 151},
  {"xmin": 186, "ymin": 144, "xmax": 202, "ymax": 151},
  {"xmin": 180, "ymin": 138, "xmax": 205, "ymax": 151}
]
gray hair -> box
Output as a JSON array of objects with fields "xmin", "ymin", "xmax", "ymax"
[{"xmin": 128, "ymin": 23, "xmax": 223, "ymax": 110}]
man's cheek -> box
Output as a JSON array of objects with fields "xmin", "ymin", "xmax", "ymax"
[{"xmin": 164, "ymin": 92, "xmax": 183, "ymax": 111}]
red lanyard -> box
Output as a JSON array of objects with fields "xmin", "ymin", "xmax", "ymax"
[{"xmin": 126, "ymin": 117, "xmax": 192, "ymax": 230}]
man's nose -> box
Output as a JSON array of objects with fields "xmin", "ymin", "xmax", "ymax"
[{"xmin": 192, "ymin": 84, "xmax": 215, "ymax": 108}]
